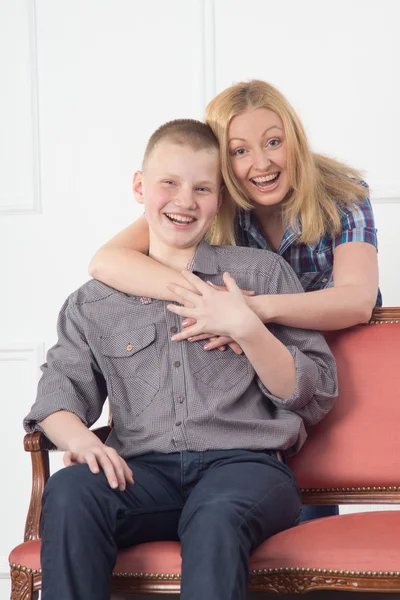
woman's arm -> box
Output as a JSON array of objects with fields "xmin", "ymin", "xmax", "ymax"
[
  {"xmin": 249, "ymin": 242, "xmax": 378, "ymax": 330},
  {"xmin": 89, "ymin": 216, "xmax": 196, "ymax": 300}
]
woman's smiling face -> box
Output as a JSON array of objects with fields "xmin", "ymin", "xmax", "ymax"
[{"xmin": 228, "ymin": 107, "xmax": 291, "ymax": 211}]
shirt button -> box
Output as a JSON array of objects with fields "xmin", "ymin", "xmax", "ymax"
[
  {"xmin": 174, "ymin": 361, "xmax": 181, "ymax": 368},
  {"xmin": 177, "ymin": 396, "xmax": 184, "ymax": 403},
  {"xmin": 175, "ymin": 421, "xmax": 182, "ymax": 426},
  {"xmin": 170, "ymin": 325, "xmax": 178, "ymax": 334},
  {"xmin": 126, "ymin": 344, "xmax": 133, "ymax": 352}
]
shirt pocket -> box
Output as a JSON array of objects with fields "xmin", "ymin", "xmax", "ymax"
[
  {"xmin": 190, "ymin": 342, "xmax": 250, "ymax": 391},
  {"xmin": 100, "ymin": 324, "xmax": 159, "ymax": 392}
]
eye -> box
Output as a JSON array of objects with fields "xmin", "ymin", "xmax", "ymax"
[
  {"xmin": 163, "ymin": 179, "xmax": 175, "ymax": 185},
  {"xmin": 195, "ymin": 186, "xmax": 211, "ymax": 193},
  {"xmin": 267, "ymin": 138, "xmax": 281, "ymax": 148},
  {"xmin": 232, "ymin": 148, "xmax": 247, "ymax": 156}
]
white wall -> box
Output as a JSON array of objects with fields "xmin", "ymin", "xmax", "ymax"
[{"xmin": 1, "ymin": 0, "xmax": 399, "ymax": 595}]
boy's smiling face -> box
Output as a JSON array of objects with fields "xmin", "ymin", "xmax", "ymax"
[{"xmin": 134, "ymin": 140, "xmax": 221, "ymax": 267}]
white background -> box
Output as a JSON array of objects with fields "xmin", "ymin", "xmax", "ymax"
[{"xmin": 1, "ymin": 0, "xmax": 399, "ymax": 596}]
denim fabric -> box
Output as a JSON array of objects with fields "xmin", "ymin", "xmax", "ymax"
[{"xmin": 41, "ymin": 449, "xmax": 301, "ymax": 600}]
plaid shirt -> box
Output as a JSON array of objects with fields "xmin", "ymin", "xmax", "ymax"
[
  {"xmin": 24, "ymin": 241, "xmax": 337, "ymax": 458},
  {"xmin": 236, "ymin": 195, "xmax": 382, "ymax": 306}
]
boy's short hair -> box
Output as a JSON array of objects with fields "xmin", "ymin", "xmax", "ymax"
[{"xmin": 142, "ymin": 119, "xmax": 219, "ymax": 170}]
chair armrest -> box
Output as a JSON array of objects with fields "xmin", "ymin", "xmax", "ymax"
[{"xmin": 23, "ymin": 426, "xmax": 112, "ymax": 541}]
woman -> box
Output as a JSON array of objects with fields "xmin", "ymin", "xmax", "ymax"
[{"xmin": 89, "ymin": 80, "xmax": 380, "ymax": 520}]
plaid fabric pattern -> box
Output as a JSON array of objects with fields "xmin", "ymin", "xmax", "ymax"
[
  {"xmin": 24, "ymin": 241, "xmax": 337, "ymax": 458},
  {"xmin": 236, "ymin": 194, "xmax": 382, "ymax": 306}
]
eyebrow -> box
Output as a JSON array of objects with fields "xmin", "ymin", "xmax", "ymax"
[
  {"xmin": 159, "ymin": 174, "xmax": 217, "ymax": 187},
  {"xmin": 229, "ymin": 125, "xmax": 283, "ymax": 143},
  {"xmin": 196, "ymin": 180, "xmax": 218, "ymax": 187}
]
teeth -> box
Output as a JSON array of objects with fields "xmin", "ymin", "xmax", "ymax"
[
  {"xmin": 165, "ymin": 213, "xmax": 195, "ymax": 223},
  {"xmin": 252, "ymin": 173, "xmax": 279, "ymax": 183}
]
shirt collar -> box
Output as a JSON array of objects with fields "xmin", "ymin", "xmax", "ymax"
[
  {"xmin": 238, "ymin": 208, "xmax": 301, "ymax": 254},
  {"xmin": 189, "ymin": 239, "xmax": 219, "ymax": 275}
]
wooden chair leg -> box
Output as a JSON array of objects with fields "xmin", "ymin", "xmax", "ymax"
[{"xmin": 10, "ymin": 566, "xmax": 35, "ymax": 600}]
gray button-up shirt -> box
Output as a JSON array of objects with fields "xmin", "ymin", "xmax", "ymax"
[{"xmin": 24, "ymin": 241, "xmax": 338, "ymax": 457}]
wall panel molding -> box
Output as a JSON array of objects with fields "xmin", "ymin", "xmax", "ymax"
[
  {"xmin": 370, "ymin": 186, "xmax": 400, "ymax": 204},
  {"xmin": 0, "ymin": 0, "xmax": 42, "ymax": 215},
  {"xmin": 0, "ymin": 341, "xmax": 44, "ymax": 580},
  {"xmin": 0, "ymin": 341, "xmax": 44, "ymax": 370},
  {"xmin": 201, "ymin": 0, "xmax": 216, "ymax": 109},
  {"xmin": 0, "ymin": 557, "xmax": 9, "ymax": 579}
]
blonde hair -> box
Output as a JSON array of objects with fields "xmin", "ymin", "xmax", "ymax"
[
  {"xmin": 143, "ymin": 118, "xmax": 236, "ymax": 245},
  {"xmin": 205, "ymin": 80, "xmax": 367, "ymax": 245}
]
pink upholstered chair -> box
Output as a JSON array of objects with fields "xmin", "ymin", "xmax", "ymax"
[{"xmin": 9, "ymin": 307, "xmax": 400, "ymax": 598}]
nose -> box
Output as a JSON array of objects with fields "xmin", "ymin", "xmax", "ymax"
[
  {"xmin": 174, "ymin": 188, "xmax": 197, "ymax": 210},
  {"xmin": 253, "ymin": 148, "xmax": 271, "ymax": 172}
]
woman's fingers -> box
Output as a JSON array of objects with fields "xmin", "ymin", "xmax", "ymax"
[
  {"xmin": 181, "ymin": 270, "xmax": 211, "ymax": 293},
  {"xmin": 182, "ymin": 318, "xmax": 197, "ymax": 328},
  {"xmin": 188, "ymin": 333, "xmax": 214, "ymax": 342},
  {"xmin": 166, "ymin": 283, "xmax": 199, "ymax": 304},
  {"xmin": 167, "ymin": 304, "xmax": 197, "ymax": 319}
]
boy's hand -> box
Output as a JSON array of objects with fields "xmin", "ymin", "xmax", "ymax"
[
  {"xmin": 63, "ymin": 441, "xmax": 134, "ymax": 491},
  {"xmin": 179, "ymin": 321, "xmax": 243, "ymax": 354},
  {"xmin": 167, "ymin": 271, "xmax": 259, "ymax": 341}
]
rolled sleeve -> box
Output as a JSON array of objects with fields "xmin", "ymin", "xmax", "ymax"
[
  {"xmin": 24, "ymin": 297, "xmax": 108, "ymax": 433},
  {"xmin": 333, "ymin": 196, "xmax": 378, "ymax": 250},
  {"xmin": 258, "ymin": 257, "xmax": 338, "ymax": 426}
]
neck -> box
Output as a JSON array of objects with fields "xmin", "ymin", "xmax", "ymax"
[
  {"xmin": 148, "ymin": 233, "xmax": 197, "ymax": 272},
  {"xmin": 253, "ymin": 205, "xmax": 285, "ymax": 252}
]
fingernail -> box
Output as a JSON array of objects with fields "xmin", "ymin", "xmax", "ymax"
[
  {"xmin": 188, "ymin": 337, "xmax": 195, "ymax": 342},
  {"xmin": 203, "ymin": 344, "xmax": 210, "ymax": 350},
  {"xmin": 182, "ymin": 319, "xmax": 189, "ymax": 326},
  {"xmin": 119, "ymin": 485, "xmax": 125, "ymax": 492},
  {"xmin": 171, "ymin": 335, "xmax": 177, "ymax": 341},
  {"xmin": 111, "ymin": 481, "xmax": 118, "ymax": 489}
]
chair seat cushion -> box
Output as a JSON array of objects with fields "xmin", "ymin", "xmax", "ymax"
[{"xmin": 9, "ymin": 511, "xmax": 400, "ymax": 576}]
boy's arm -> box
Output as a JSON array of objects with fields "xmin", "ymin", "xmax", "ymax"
[
  {"xmin": 24, "ymin": 297, "xmax": 133, "ymax": 490},
  {"xmin": 24, "ymin": 297, "xmax": 107, "ymax": 432},
  {"xmin": 253, "ymin": 258, "xmax": 338, "ymax": 426}
]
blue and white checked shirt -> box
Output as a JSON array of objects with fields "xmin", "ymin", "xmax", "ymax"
[{"xmin": 236, "ymin": 195, "xmax": 382, "ymax": 306}]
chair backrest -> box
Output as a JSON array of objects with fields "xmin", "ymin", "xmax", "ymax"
[{"xmin": 288, "ymin": 308, "xmax": 400, "ymax": 499}]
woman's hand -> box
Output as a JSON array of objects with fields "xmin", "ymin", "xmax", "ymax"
[
  {"xmin": 167, "ymin": 271, "xmax": 256, "ymax": 342},
  {"xmin": 174, "ymin": 281, "xmax": 255, "ymax": 353}
]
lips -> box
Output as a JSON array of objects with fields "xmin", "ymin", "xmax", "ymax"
[
  {"xmin": 250, "ymin": 172, "xmax": 280, "ymax": 190},
  {"xmin": 164, "ymin": 213, "xmax": 197, "ymax": 226}
]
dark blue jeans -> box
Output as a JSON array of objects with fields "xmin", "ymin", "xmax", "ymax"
[
  {"xmin": 300, "ymin": 504, "xmax": 339, "ymax": 522},
  {"xmin": 40, "ymin": 449, "xmax": 301, "ymax": 600}
]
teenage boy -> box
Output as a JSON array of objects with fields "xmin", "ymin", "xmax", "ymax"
[{"xmin": 24, "ymin": 119, "xmax": 337, "ymax": 600}]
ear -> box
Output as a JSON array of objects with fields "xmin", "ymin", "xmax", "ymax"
[{"xmin": 133, "ymin": 171, "xmax": 144, "ymax": 204}]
